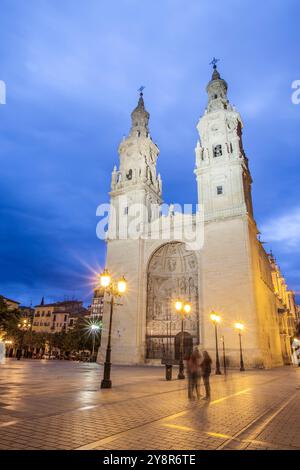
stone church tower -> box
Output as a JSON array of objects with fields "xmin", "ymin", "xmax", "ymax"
[
  {"xmin": 109, "ymin": 91, "xmax": 162, "ymax": 228},
  {"xmin": 194, "ymin": 64, "xmax": 282, "ymax": 368},
  {"xmin": 99, "ymin": 65, "xmax": 284, "ymax": 368}
]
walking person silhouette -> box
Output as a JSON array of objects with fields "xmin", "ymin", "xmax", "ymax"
[
  {"xmin": 200, "ymin": 350, "xmax": 212, "ymax": 400},
  {"xmin": 187, "ymin": 348, "xmax": 202, "ymax": 399}
]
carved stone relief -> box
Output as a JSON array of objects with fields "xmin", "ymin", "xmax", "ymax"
[{"xmin": 146, "ymin": 242, "xmax": 199, "ymax": 359}]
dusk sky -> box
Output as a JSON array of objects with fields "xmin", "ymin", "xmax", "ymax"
[{"xmin": 0, "ymin": 0, "xmax": 299, "ymax": 306}]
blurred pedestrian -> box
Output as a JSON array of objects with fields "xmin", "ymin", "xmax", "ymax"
[
  {"xmin": 187, "ymin": 348, "xmax": 202, "ymax": 399},
  {"xmin": 291, "ymin": 339, "xmax": 300, "ymax": 366},
  {"xmin": 0, "ymin": 340, "xmax": 5, "ymax": 364},
  {"xmin": 200, "ymin": 350, "xmax": 212, "ymax": 400}
]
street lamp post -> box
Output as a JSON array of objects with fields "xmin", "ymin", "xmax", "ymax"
[
  {"xmin": 235, "ymin": 323, "xmax": 245, "ymax": 371},
  {"xmin": 99, "ymin": 269, "xmax": 127, "ymax": 389},
  {"xmin": 174, "ymin": 300, "xmax": 191, "ymax": 380},
  {"xmin": 210, "ymin": 312, "xmax": 222, "ymax": 375},
  {"xmin": 17, "ymin": 319, "xmax": 31, "ymax": 361},
  {"xmin": 90, "ymin": 324, "xmax": 101, "ymax": 361},
  {"xmin": 221, "ymin": 335, "xmax": 227, "ymax": 375}
]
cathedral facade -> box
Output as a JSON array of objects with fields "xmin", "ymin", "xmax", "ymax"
[{"xmin": 99, "ymin": 65, "xmax": 296, "ymax": 369}]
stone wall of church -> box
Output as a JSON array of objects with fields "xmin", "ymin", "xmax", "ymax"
[
  {"xmin": 200, "ymin": 215, "xmax": 262, "ymax": 368},
  {"xmin": 199, "ymin": 214, "xmax": 284, "ymax": 369},
  {"xmin": 247, "ymin": 223, "xmax": 283, "ymax": 368},
  {"xmin": 99, "ymin": 238, "xmax": 202, "ymax": 366},
  {"xmin": 99, "ymin": 220, "xmax": 285, "ymax": 368},
  {"xmin": 99, "ymin": 238, "xmax": 147, "ymax": 365}
]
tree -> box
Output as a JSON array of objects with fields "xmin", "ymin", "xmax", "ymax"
[
  {"xmin": 30, "ymin": 332, "xmax": 48, "ymax": 353},
  {"xmin": 0, "ymin": 297, "xmax": 21, "ymax": 343},
  {"xmin": 57, "ymin": 318, "xmax": 102, "ymax": 356}
]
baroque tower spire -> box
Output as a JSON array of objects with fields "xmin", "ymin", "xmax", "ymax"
[
  {"xmin": 194, "ymin": 62, "xmax": 254, "ymax": 221},
  {"xmin": 110, "ymin": 89, "xmax": 161, "ymax": 197},
  {"xmin": 130, "ymin": 90, "xmax": 150, "ymax": 138},
  {"xmin": 206, "ymin": 61, "xmax": 229, "ymax": 113},
  {"xmin": 108, "ymin": 90, "xmax": 162, "ymax": 239}
]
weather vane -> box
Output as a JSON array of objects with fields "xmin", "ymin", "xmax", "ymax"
[
  {"xmin": 138, "ymin": 86, "xmax": 145, "ymax": 95},
  {"xmin": 210, "ymin": 57, "xmax": 220, "ymax": 69}
]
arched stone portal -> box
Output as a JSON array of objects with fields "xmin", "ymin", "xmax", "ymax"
[{"xmin": 146, "ymin": 242, "xmax": 199, "ymax": 360}]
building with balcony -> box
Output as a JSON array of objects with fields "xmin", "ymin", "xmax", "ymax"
[
  {"xmin": 32, "ymin": 300, "xmax": 87, "ymax": 334},
  {"xmin": 0, "ymin": 295, "xmax": 20, "ymax": 311},
  {"xmin": 89, "ymin": 287, "xmax": 105, "ymax": 322}
]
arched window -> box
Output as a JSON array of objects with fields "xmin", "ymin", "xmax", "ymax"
[{"xmin": 213, "ymin": 144, "xmax": 222, "ymax": 157}]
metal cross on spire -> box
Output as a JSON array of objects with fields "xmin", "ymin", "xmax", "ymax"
[
  {"xmin": 210, "ymin": 57, "xmax": 220, "ymax": 69},
  {"xmin": 138, "ymin": 86, "xmax": 145, "ymax": 96}
]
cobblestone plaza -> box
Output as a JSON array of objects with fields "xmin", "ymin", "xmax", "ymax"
[{"xmin": 0, "ymin": 360, "xmax": 299, "ymax": 450}]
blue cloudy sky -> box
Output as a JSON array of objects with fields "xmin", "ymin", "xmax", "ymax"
[{"xmin": 0, "ymin": 0, "xmax": 299, "ymax": 306}]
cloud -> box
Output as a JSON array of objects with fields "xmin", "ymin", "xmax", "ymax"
[
  {"xmin": 1, "ymin": 0, "xmax": 300, "ymax": 306},
  {"xmin": 261, "ymin": 206, "xmax": 300, "ymax": 249}
]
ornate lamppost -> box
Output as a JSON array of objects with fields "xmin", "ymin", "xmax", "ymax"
[
  {"xmin": 221, "ymin": 335, "xmax": 227, "ymax": 375},
  {"xmin": 174, "ymin": 300, "xmax": 191, "ymax": 380},
  {"xmin": 90, "ymin": 323, "xmax": 101, "ymax": 362},
  {"xmin": 210, "ymin": 312, "xmax": 222, "ymax": 375},
  {"xmin": 99, "ymin": 269, "xmax": 127, "ymax": 389},
  {"xmin": 235, "ymin": 323, "xmax": 245, "ymax": 371},
  {"xmin": 17, "ymin": 319, "xmax": 31, "ymax": 360}
]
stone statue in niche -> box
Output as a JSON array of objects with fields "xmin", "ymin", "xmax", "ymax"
[
  {"xmin": 167, "ymin": 259, "xmax": 176, "ymax": 272},
  {"xmin": 168, "ymin": 244, "xmax": 178, "ymax": 255},
  {"xmin": 155, "ymin": 301, "xmax": 162, "ymax": 319},
  {"xmin": 150, "ymin": 256, "xmax": 160, "ymax": 271},
  {"xmin": 180, "ymin": 277, "xmax": 187, "ymax": 295},
  {"xmin": 188, "ymin": 257, "xmax": 196, "ymax": 270},
  {"xmin": 189, "ymin": 277, "xmax": 198, "ymax": 296}
]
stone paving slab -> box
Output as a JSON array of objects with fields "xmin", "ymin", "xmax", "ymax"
[
  {"xmin": 88, "ymin": 377, "xmax": 300, "ymax": 450},
  {"xmin": 0, "ymin": 360, "xmax": 299, "ymax": 450}
]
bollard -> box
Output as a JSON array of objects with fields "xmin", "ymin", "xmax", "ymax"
[{"xmin": 165, "ymin": 364, "xmax": 172, "ymax": 381}]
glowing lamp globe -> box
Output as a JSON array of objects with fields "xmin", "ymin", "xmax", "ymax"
[
  {"xmin": 117, "ymin": 277, "xmax": 127, "ymax": 294},
  {"xmin": 235, "ymin": 322, "xmax": 244, "ymax": 331},
  {"xmin": 183, "ymin": 303, "xmax": 191, "ymax": 314},
  {"xmin": 100, "ymin": 269, "xmax": 111, "ymax": 288},
  {"xmin": 175, "ymin": 301, "xmax": 183, "ymax": 312},
  {"xmin": 210, "ymin": 313, "xmax": 221, "ymax": 323}
]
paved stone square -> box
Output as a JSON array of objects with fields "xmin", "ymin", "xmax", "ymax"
[{"xmin": 0, "ymin": 359, "xmax": 299, "ymax": 450}]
